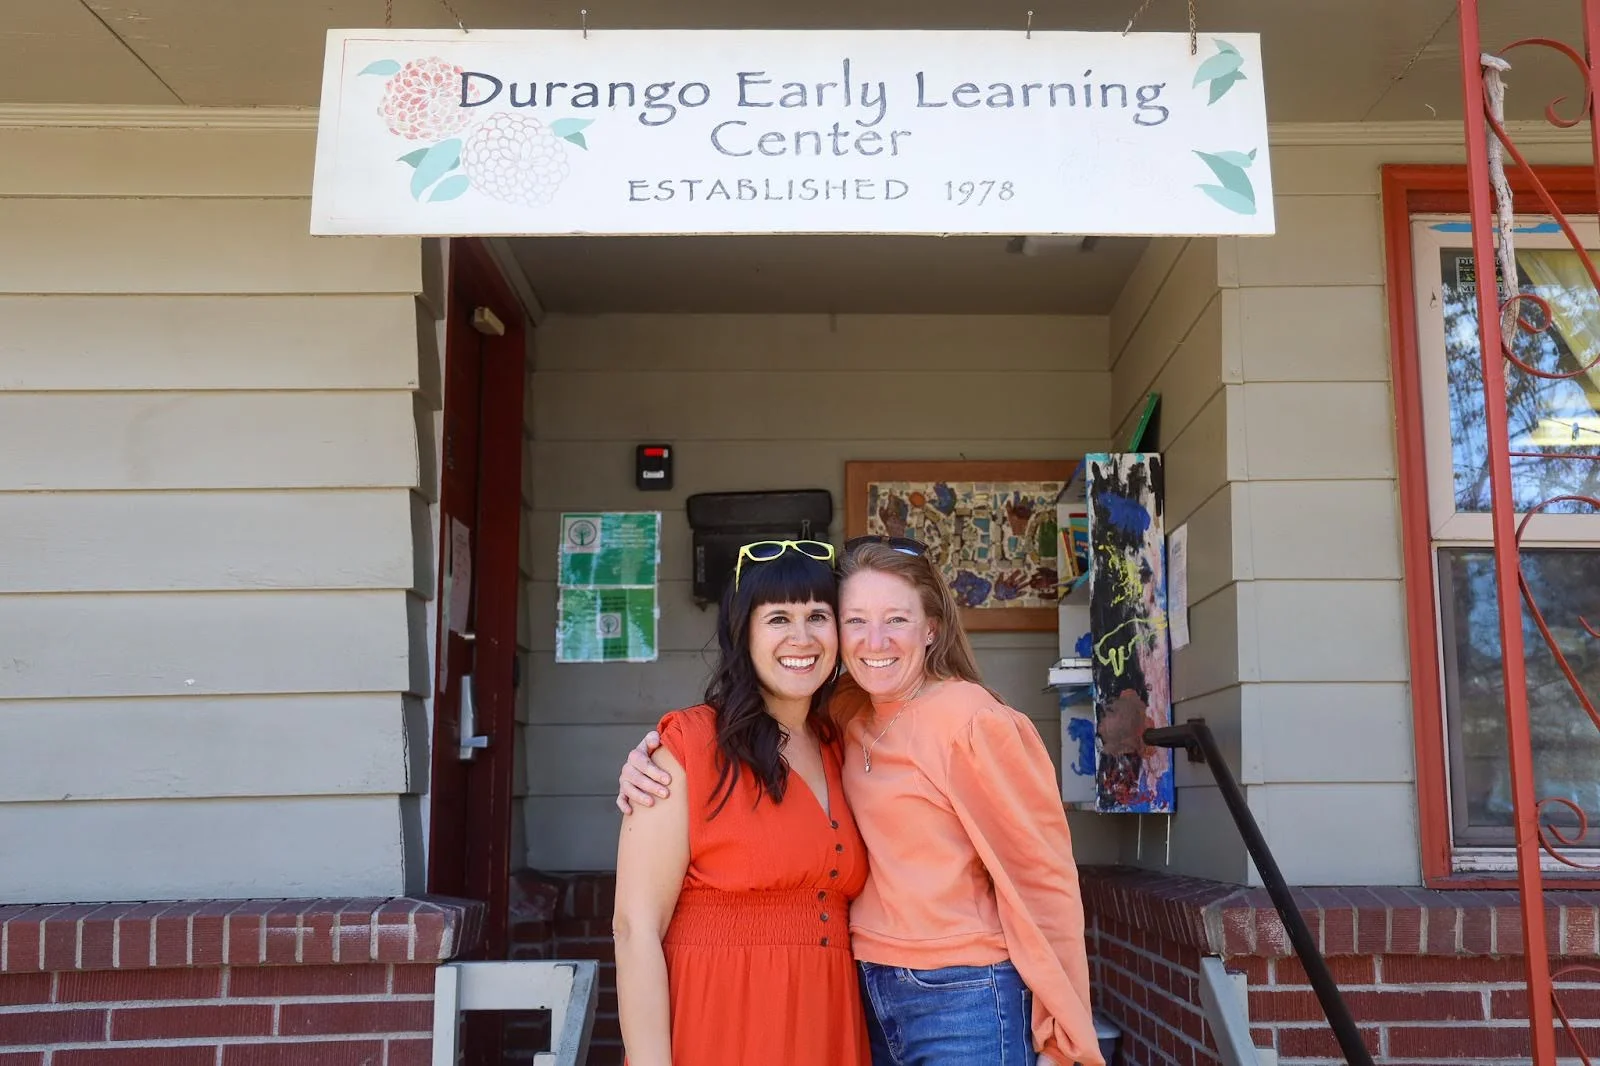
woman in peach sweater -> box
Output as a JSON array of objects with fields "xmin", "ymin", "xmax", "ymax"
[{"xmin": 619, "ymin": 537, "xmax": 1103, "ymax": 1066}]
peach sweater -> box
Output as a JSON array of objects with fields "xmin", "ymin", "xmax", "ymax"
[{"xmin": 833, "ymin": 677, "xmax": 1103, "ymax": 1066}]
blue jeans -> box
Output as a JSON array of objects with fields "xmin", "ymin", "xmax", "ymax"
[{"xmin": 858, "ymin": 959, "xmax": 1035, "ymax": 1066}]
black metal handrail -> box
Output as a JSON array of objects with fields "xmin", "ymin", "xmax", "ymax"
[{"xmin": 1144, "ymin": 718, "xmax": 1376, "ymax": 1066}]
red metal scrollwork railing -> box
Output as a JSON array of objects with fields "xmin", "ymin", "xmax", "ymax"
[{"xmin": 1459, "ymin": 3, "xmax": 1600, "ymax": 1064}]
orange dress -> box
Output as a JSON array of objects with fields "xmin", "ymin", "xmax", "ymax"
[{"xmin": 653, "ymin": 705, "xmax": 871, "ymax": 1066}]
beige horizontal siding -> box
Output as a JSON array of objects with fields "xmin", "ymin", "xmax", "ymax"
[
  {"xmin": 1170, "ymin": 584, "xmax": 1243, "ymax": 701},
  {"xmin": 1109, "ymin": 237, "xmax": 1186, "ymax": 358},
  {"xmin": 522, "ymin": 311, "xmax": 1110, "ymax": 870},
  {"xmin": 0, "ymin": 694, "xmax": 419, "ymax": 801},
  {"xmin": 531, "ymin": 437, "xmax": 1108, "ymax": 511},
  {"xmin": 1178, "ymin": 484, "xmax": 1241, "ymax": 606},
  {"xmin": 1223, "ymin": 195, "xmax": 1384, "ymax": 289},
  {"xmin": 0, "ymin": 590, "xmax": 420, "ymax": 699},
  {"xmin": 1266, "ymin": 138, "xmax": 1592, "ymax": 196},
  {"xmin": 0, "ymin": 391, "xmax": 419, "ymax": 490},
  {"xmin": 1110, "ymin": 238, "xmax": 1224, "ymax": 428},
  {"xmin": 0, "ymin": 198, "xmax": 423, "ymax": 295},
  {"xmin": 535, "ymin": 313, "xmax": 1109, "ymax": 372},
  {"xmin": 0, "ymin": 127, "xmax": 316, "ymax": 198},
  {"xmin": 1230, "ymin": 286, "xmax": 1390, "ymax": 382},
  {"xmin": 1239, "ymin": 481, "xmax": 1404, "ymax": 580},
  {"xmin": 1237, "ymin": 381, "xmax": 1397, "ymax": 481},
  {"xmin": 0, "ymin": 489, "xmax": 418, "ymax": 592},
  {"xmin": 0, "ymin": 294, "xmax": 424, "ymax": 391},
  {"xmin": 1159, "ymin": 387, "xmax": 1240, "ymax": 527},
  {"xmin": 1253, "ymin": 782, "xmax": 1421, "ymax": 885},
  {"xmin": 0, "ymin": 796, "xmax": 409, "ymax": 903},
  {"xmin": 1241, "ymin": 683, "xmax": 1415, "ymax": 785},
  {"xmin": 1243, "ymin": 580, "xmax": 1409, "ymax": 684},
  {"xmin": 533, "ymin": 369, "xmax": 1111, "ymax": 442}
]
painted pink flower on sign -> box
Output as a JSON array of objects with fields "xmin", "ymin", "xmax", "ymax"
[
  {"xmin": 358, "ymin": 55, "xmax": 593, "ymax": 204},
  {"xmin": 376, "ymin": 56, "xmax": 482, "ymax": 140}
]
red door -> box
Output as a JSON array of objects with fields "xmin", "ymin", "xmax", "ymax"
[{"xmin": 428, "ymin": 238, "xmax": 525, "ymax": 973}]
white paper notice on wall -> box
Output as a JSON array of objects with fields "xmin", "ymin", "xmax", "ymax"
[
  {"xmin": 311, "ymin": 28, "xmax": 1275, "ymax": 237},
  {"xmin": 1168, "ymin": 522, "xmax": 1190, "ymax": 651},
  {"xmin": 448, "ymin": 517, "xmax": 473, "ymax": 633}
]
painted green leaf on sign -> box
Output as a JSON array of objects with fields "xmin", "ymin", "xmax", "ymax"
[
  {"xmin": 563, "ymin": 131, "xmax": 589, "ymax": 150},
  {"xmin": 428, "ymin": 175, "xmax": 471, "ymax": 202},
  {"xmin": 1208, "ymin": 70, "xmax": 1246, "ymax": 104},
  {"xmin": 551, "ymin": 117, "xmax": 593, "ymax": 139},
  {"xmin": 398, "ymin": 148, "xmax": 430, "ymax": 168},
  {"xmin": 1198, "ymin": 185, "xmax": 1257, "ymax": 215},
  {"xmin": 359, "ymin": 59, "xmax": 402, "ymax": 76},
  {"xmin": 1193, "ymin": 39, "xmax": 1247, "ymax": 105},
  {"xmin": 1210, "ymin": 149, "xmax": 1258, "ymax": 168},
  {"xmin": 409, "ymin": 138, "xmax": 462, "ymax": 200},
  {"xmin": 1192, "ymin": 50, "xmax": 1244, "ymax": 87},
  {"xmin": 1194, "ymin": 149, "xmax": 1258, "ymax": 215}
]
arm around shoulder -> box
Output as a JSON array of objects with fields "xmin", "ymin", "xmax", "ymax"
[{"xmin": 613, "ymin": 745, "xmax": 691, "ymax": 1066}]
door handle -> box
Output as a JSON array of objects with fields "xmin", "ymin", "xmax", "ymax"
[{"xmin": 458, "ymin": 673, "xmax": 491, "ymax": 761}]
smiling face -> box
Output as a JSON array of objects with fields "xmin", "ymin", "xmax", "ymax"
[
  {"xmin": 840, "ymin": 569, "xmax": 935, "ymax": 702},
  {"xmin": 746, "ymin": 599, "xmax": 839, "ymax": 705}
]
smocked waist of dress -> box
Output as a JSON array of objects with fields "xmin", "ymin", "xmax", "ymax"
[{"xmin": 663, "ymin": 887, "xmax": 852, "ymax": 950}]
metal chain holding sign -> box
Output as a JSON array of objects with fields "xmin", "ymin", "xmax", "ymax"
[{"xmin": 1123, "ymin": 0, "xmax": 1199, "ymax": 54}]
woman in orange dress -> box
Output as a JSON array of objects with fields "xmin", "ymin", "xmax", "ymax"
[{"xmin": 613, "ymin": 540, "xmax": 871, "ymax": 1066}]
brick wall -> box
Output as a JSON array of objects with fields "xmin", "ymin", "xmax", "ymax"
[
  {"xmin": 1090, "ymin": 911, "xmax": 1220, "ymax": 1066},
  {"xmin": 1235, "ymin": 953, "xmax": 1600, "ymax": 1062},
  {"xmin": 0, "ymin": 964, "xmax": 435, "ymax": 1065},
  {"xmin": 498, "ymin": 865, "xmax": 1600, "ymax": 1066},
  {"xmin": 0, "ymin": 896, "xmax": 482, "ymax": 1066},
  {"xmin": 506, "ymin": 872, "xmax": 618, "ymax": 1066},
  {"xmin": 1080, "ymin": 867, "xmax": 1600, "ymax": 1066}
]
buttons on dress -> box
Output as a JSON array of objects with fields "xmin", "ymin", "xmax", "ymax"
[
  {"xmin": 820, "ymin": 912, "xmax": 829, "ymax": 922},
  {"xmin": 817, "ymin": 890, "xmax": 827, "ymax": 901},
  {"xmin": 835, "ymin": 843, "xmax": 844, "ymax": 853},
  {"xmin": 829, "ymin": 869, "xmax": 838, "ymax": 878},
  {"xmin": 820, "ymin": 937, "xmax": 829, "ymax": 946},
  {"xmin": 830, "ymin": 820, "xmax": 839, "ymax": 829}
]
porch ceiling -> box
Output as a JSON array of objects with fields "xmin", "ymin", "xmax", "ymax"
[
  {"xmin": 503, "ymin": 234, "xmax": 1150, "ymax": 314},
  {"xmin": 4, "ymin": 0, "xmax": 1585, "ymax": 121}
]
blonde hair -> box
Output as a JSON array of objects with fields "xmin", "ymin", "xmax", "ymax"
[{"xmin": 838, "ymin": 541, "xmax": 984, "ymax": 686}]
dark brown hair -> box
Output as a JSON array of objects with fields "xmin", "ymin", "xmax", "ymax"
[{"xmin": 703, "ymin": 549, "xmax": 840, "ymax": 818}]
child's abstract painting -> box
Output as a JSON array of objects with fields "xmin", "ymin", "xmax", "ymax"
[{"xmin": 1085, "ymin": 452, "xmax": 1175, "ymax": 814}]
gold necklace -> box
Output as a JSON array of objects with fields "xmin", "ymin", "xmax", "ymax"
[{"xmin": 861, "ymin": 679, "xmax": 927, "ymax": 774}]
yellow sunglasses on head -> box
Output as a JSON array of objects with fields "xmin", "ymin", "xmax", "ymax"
[{"xmin": 733, "ymin": 539, "xmax": 836, "ymax": 591}]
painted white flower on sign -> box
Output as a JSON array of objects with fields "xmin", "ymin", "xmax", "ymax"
[
  {"xmin": 359, "ymin": 56, "xmax": 593, "ymax": 206},
  {"xmin": 463, "ymin": 114, "xmax": 577, "ymax": 207}
]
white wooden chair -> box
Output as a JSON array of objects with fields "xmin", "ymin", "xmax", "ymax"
[{"xmin": 431, "ymin": 959, "xmax": 599, "ymax": 1066}]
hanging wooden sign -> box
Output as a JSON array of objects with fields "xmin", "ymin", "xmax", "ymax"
[{"xmin": 310, "ymin": 28, "xmax": 1275, "ymax": 237}]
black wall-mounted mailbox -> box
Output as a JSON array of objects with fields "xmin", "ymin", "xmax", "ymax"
[{"xmin": 685, "ymin": 489, "xmax": 834, "ymax": 606}]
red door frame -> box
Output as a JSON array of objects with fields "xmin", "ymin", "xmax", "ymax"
[{"xmin": 427, "ymin": 237, "xmax": 526, "ymax": 963}]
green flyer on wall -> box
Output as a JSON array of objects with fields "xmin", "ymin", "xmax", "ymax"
[
  {"xmin": 555, "ymin": 587, "xmax": 658, "ymax": 664},
  {"xmin": 555, "ymin": 512, "xmax": 660, "ymax": 663},
  {"xmin": 558, "ymin": 512, "xmax": 660, "ymax": 588}
]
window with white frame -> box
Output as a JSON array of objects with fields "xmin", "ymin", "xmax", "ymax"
[{"xmin": 1411, "ymin": 215, "xmax": 1600, "ymax": 867}]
